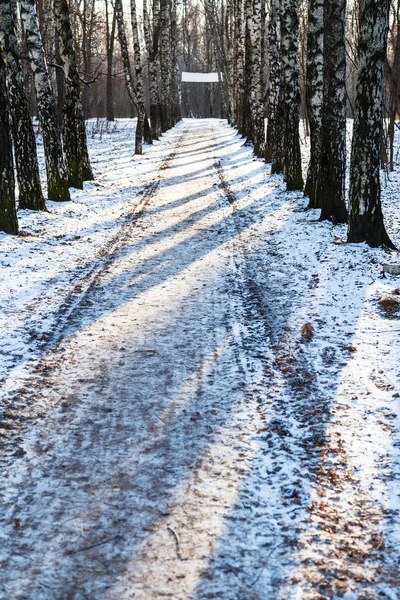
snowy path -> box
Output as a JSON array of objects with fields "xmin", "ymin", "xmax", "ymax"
[{"xmin": 1, "ymin": 120, "xmax": 400, "ymax": 600}]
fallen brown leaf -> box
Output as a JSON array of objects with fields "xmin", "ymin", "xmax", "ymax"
[{"xmin": 301, "ymin": 323, "xmax": 314, "ymax": 339}]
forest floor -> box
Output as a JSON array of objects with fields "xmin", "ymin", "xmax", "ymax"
[{"xmin": 1, "ymin": 119, "xmax": 400, "ymax": 600}]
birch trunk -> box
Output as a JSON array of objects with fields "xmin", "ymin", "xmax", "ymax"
[
  {"xmin": 0, "ymin": 46, "xmax": 18, "ymax": 234},
  {"xmin": 160, "ymin": 0, "xmax": 172, "ymax": 131},
  {"xmin": 170, "ymin": 0, "xmax": 180, "ymax": 125},
  {"xmin": 0, "ymin": 0, "xmax": 45, "ymax": 211},
  {"xmin": 304, "ymin": 0, "xmax": 323, "ymax": 208},
  {"xmin": 226, "ymin": 0, "xmax": 234, "ymax": 122},
  {"xmin": 270, "ymin": 83, "xmax": 285, "ymax": 173},
  {"xmin": 266, "ymin": 0, "xmax": 281, "ymax": 164},
  {"xmin": 317, "ymin": 0, "xmax": 348, "ymax": 223},
  {"xmin": 280, "ymin": 0, "xmax": 303, "ymax": 190},
  {"xmin": 388, "ymin": 0, "xmax": 400, "ymax": 172},
  {"xmin": 204, "ymin": 0, "xmax": 229, "ymax": 120},
  {"xmin": 144, "ymin": 0, "xmax": 162, "ymax": 139},
  {"xmin": 115, "ymin": 0, "xmax": 143, "ymax": 154},
  {"xmin": 347, "ymin": 0, "xmax": 395, "ymax": 248},
  {"xmin": 130, "ymin": 0, "xmax": 148, "ymax": 154},
  {"xmin": 20, "ymin": 0, "xmax": 70, "ymax": 201},
  {"xmin": 105, "ymin": 0, "xmax": 116, "ymax": 122},
  {"xmin": 246, "ymin": 0, "xmax": 264, "ymax": 156},
  {"xmin": 54, "ymin": 0, "xmax": 93, "ymax": 188},
  {"xmin": 234, "ymin": 0, "xmax": 246, "ymax": 134},
  {"xmin": 115, "ymin": 0, "xmax": 137, "ymax": 108}
]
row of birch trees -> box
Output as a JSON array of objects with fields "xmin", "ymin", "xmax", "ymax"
[
  {"xmin": 0, "ymin": 0, "xmax": 93, "ymax": 235},
  {"xmin": 216, "ymin": 0, "xmax": 396, "ymax": 249},
  {"xmin": 114, "ymin": 0, "xmax": 180, "ymax": 153},
  {"xmin": 0, "ymin": 0, "xmax": 180, "ymax": 235}
]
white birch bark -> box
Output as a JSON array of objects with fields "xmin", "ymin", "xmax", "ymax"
[
  {"xmin": 130, "ymin": 0, "xmax": 147, "ymax": 154},
  {"xmin": 160, "ymin": 0, "xmax": 172, "ymax": 130},
  {"xmin": 0, "ymin": 0, "xmax": 45, "ymax": 210},
  {"xmin": 348, "ymin": 0, "xmax": 395, "ymax": 248},
  {"xmin": 304, "ymin": 0, "xmax": 323, "ymax": 207},
  {"xmin": 115, "ymin": 0, "xmax": 137, "ymax": 108},
  {"xmin": 317, "ymin": 0, "xmax": 348, "ymax": 222},
  {"xmin": 267, "ymin": 0, "xmax": 283, "ymax": 169},
  {"xmin": 170, "ymin": 0, "xmax": 180, "ymax": 124},
  {"xmin": 19, "ymin": 0, "xmax": 70, "ymax": 201},
  {"xmin": 54, "ymin": 0, "xmax": 93, "ymax": 188},
  {"xmin": 226, "ymin": 0, "xmax": 235, "ymax": 122},
  {"xmin": 245, "ymin": 0, "xmax": 264, "ymax": 156},
  {"xmin": 115, "ymin": 0, "xmax": 145, "ymax": 155},
  {"xmin": 143, "ymin": 0, "xmax": 162, "ymax": 139},
  {"xmin": 234, "ymin": 0, "xmax": 246, "ymax": 134},
  {"xmin": 0, "ymin": 45, "xmax": 18, "ymax": 233},
  {"xmin": 280, "ymin": 0, "xmax": 303, "ymax": 190}
]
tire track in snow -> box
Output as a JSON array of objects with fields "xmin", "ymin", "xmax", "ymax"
[
  {"xmin": 0, "ymin": 121, "xmax": 279, "ymax": 600},
  {"xmin": 0, "ymin": 120, "xmax": 398, "ymax": 599},
  {"xmin": 0, "ymin": 129, "xmax": 188, "ymax": 463}
]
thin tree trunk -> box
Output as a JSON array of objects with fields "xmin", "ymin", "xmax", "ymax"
[
  {"xmin": 280, "ymin": 0, "xmax": 303, "ymax": 190},
  {"xmin": 226, "ymin": 0, "xmax": 234, "ymax": 122},
  {"xmin": 131, "ymin": 0, "xmax": 149, "ymax": 154},
  {"xmin": 160, "ymin": 0, "xmax": 172, "ymax": 131},
  {"xmin": 347, "ymin": 0, "xmax": 395, "ymax": 248},
  {"xmin": 204, "ymin": 0, "xmax": 229, "ymax": 120},
  {"xmin": 0, "ymin": 46, "xmax": 18, "ymax": 234},
  {"xmin": 388, "ymin": 0, "xmax": 400, "ymax": 171},
  {"xmin": 115, "ymin": 0, "xmax": 137, "ymax": 107},
  {"xmin": 144, "ymin": 0, "xmax": 162, "ymax": 139},
  {"xmin": 54, "ymin": 0, "xmax": 93, "ymax": 188},
  {"xmin": 115, "ymin": 0, "xmax": 143, "ymax": 154},
  {"xmin": 170, "ymin": 0, "xmax": 180, "ymax": 124},
  {"xmin": 246, "ymin": 0, "xmax": 264, "ymax": 155},
  {"xmin": 105, "ymin": 0, "xmax": 116, "ymax": 122},
  {"xmin": 316, "ymin": 0, "xmax": 348, "ymax": 223},
  {"xmin": 266, "ymin": 0, "xmax": 281, "ymax": 165},
  {"xmin": 20, "ymin": 0, "xmax": 70, "ymax": 201},
  {"xmin": 0, "ymin": 0, "xmax": 45, "ymax": 211},
  {"xmin": 304, "ymin": 0, "xmax": 323, "ymax": 208},
  {"xmin": 234, "ymin": 0, "xmax": 246, "ymax": 134}
]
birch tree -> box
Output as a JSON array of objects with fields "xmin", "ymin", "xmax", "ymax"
[
  {"xmin": 130, "ymin": 0, "xmax": 148, "ymax": 154},
  {"xmin": 0, "ymin": 45, "xmax": 18, "ymax": 234},
  {"xmin": 0, "ymin": 0, "xmax": 45, "ymax": 211},
  {"xmin": 170, "ymin": 0, "xmax": 181, "ymax": 125},
  {"xmin": 347, "ymin": 0, "xmax": 395, "ymax": 248},
  {"xmin": 316, "ymin": 0, "xmax": 347, "ymax": 223},
  {"xmin": 20, "ymin": 0, "xmax": 70, "ymax": 201},
  {"xmin": 280, "ymin": 0, "xmax": 303, "ymax": 190},
  {"xmin": 54, "ymin": 0, "xmax": 93, "ymax": 188},
  {"xmin": 225, "ymin": 0, "xmax": 235, "ymax": 122},
  {"xmin": 387, "ymin": 0, "xmax": 400, "ymax": 172},
  {"xmin": 203, "ymin": 0, "xmax": 229, "ymax": 119},
  {"xmin": 234, "ymin": 0, "xmax": 246, "ymax": 134},
  {"xmin": 143, "ymin": 0, "xmax": 162, "ymax": 139},
  {"xmin": 105, "ymin": 0, "xmax": 116, "ymax": 122},
  {"xmin": 245, "ymin": 0, "xmax": 264, "ymax": 156},
  {"xmin": 304, "ymin": 0, "xmax": 323, "ymax": 208},
  {"xmin": 114, "ymin": 0, "xmax": 143, "ymax": 153},
  {"xmin": 159, "ymin": 0, "xmax": 172, "ymax": 130},
  {"xmin": 115, "ymin": 0, "xmax": 136, "ymax": 108},
  {"xmin": 265, "ymin": 0, "xmax": 282, "ymax": 165}
]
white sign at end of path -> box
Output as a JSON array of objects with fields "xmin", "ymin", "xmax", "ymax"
[{"xmin": 181, "ymin": 72, "xmax": 223, "ymax": 83}]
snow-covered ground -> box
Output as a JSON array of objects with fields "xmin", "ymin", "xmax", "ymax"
[
  {"xmin": 0, "ymin": 119, "xmax": 180, "ymax": 390},
  {"xmin": 0, "ymin": 118, "xmax": 400, "ymax": 599}
]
